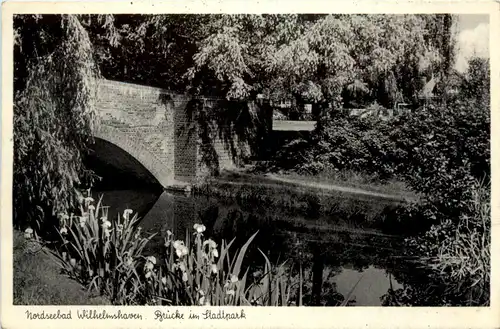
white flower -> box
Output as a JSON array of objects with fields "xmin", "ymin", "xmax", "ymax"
[
  {"xmin": 182, "ymin": 272, "xmax": 188, "ymax": 282},
  {"xmin": 123, "ymin": 209, "xmax": 133, "ymax": 219},
  {"xmin": 230, "ymin": 275, "xmax": 238, "ymax": 283},
  {"xmin": 79, "ymin": 217, "xmax": 86, "ymax": 227},
  {"xmin": 212, "ymin": 249, "xmax": 219, "ymax": 258},
  {"xmin": 88, "ymin": 205, "xmax": 95, "ymax": 211},
  {"xmin": 147, "ymin": 256, "xmax": 157, "ymax": 265},
  {"xmin": 173, "ymin": 240, "xmax": 184, "ymax": 249},
  {"xmin": 145, "ymin": 262, "xmax": 154, "ymax": 271},
  {"xmin": 203, "ymin": 239, "xmax": 217, "ymax": 249},
  {"xmin": 24, "ymin": 228, "xmax": 33, "ymax": 239},
  {"xmin": 60, "ymin": 227, "xmax": 68, "ymax": 235},
  {"xmin": 161, "ymin": 277, "xmax": 167, "ymax": 285},
  {"xmin": 70, "ymin": 258, "xmax": 76, "ymax": 267},
  {"xmin": 166, "ymin": 230, "xmax": 173, "ymax": 237},
  {"xmin": 226, "ymin": 289, "xmax": 235, "ymax": 296},
  {"xmin": 173, "ymin": 240, "xmax": 188, "ymax": 258},
  {"xmin": 211, "ymin": 264, "xmax": 218, "ymax": 274},
  {"xmin": 84, "ymin": 196, "xmax": 94, "ymax": 204},
  {"xmin": 176, "ymin": 245, "xmax": 188, "ymax": 258},
  {"xmin": 145, "ymin": 271, "xmax": 152, "ymax": 279},
  {"xmin": 193, "ymin": 223, "xmax": 206, "ymax": 233},
  {"xmin": 100, "ymin": 216, "xmax": 108, "ymax": 222},
  {"xmin": 102, "ymin": 220, "xmax": 112, "ymax": 228}
]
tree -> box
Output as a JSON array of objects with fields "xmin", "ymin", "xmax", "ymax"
[
  {"xmin": 185, "ymin": 15, "xmax": 453, "ymax": 120},
  {"xmin": 72, "ymin": 14, "xmax": 458, "ymax": 119},
  {"xmin": 14, "ymin": 15, "xmax": 99, "ymax": 232},
  {"xmin": 81, "ymin": 14, "xmax": 210, "ymax": 92},
  {"xmin": 460, "ymin": 57, "xmax": 490, "ymax": 107}
]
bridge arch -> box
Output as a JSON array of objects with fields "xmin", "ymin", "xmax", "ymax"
[{"xmin": 91, "ymin": 125, "xmax": 174, "ymax": 188}]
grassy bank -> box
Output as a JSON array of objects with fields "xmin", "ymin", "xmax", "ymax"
[
  {"xmin": 194, "ymin": 170, "xmax": 413, "ymax": 226},
  {"xmin": 13, "ymin": 230, "xmax": 110, "ymax": 305},
  {"xmin": 274, "ymin": 169, "xmax": 417, "ymax": 201}
]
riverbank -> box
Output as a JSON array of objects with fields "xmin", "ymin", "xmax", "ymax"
[
  {"xmin": 194, "ymin": 172, "xmax": 406, "ymax": 226},
  {"xmin": 225, "ymin": 169, "xmax": 418, "ymax": 202},
  {"xmin": 13, "ymin": 230, "xmax": 110, "ymax": 305},
  {"xmin": 194, "ymin": 169, "xmax": 418, "ymax": 226}
]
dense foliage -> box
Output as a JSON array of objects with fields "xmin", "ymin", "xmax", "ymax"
[
  {"xmin": 293, "ymin": 57, "xmax": 489, "ymax": 218},
  {"xmin": 85, "ymin": 14, "xmax": 454, "ymax": 113},
  {"xmin": 14, "ymin": 15, "xmax": 99, "ymax": 232}
]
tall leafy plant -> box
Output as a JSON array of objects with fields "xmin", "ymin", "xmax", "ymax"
[{"xmin": 13, "ymin": 15, "xmax": 100, "ymax": 233}]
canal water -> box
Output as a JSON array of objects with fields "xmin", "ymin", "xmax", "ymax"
[{"xmin": 91, "ymin": 186, "xmax": 434, "ymax": 306}]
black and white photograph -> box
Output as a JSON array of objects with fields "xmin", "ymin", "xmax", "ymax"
[{"xmin": 2, "ymin": 5, "xmax": 494, "ymax": 318}]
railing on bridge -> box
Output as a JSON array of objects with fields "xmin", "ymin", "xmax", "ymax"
[{"xmin": 272, "ymin": 120, "xmax": 316, "ymax": 131}]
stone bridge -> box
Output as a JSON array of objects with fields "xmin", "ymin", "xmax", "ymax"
[{"xmin": 93, "ymin": 79, "xmax": 235, "ymax": 188}]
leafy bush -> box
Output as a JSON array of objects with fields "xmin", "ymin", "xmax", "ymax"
[
  {"xmin": 292, "ymin": 76, "xmax": 489, "ymax": 226},
  {"xmin": 289, "ymin": 108, "xmax": 398, "ymax": 180}
]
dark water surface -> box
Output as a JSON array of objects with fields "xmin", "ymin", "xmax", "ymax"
[{"xmin": 92, "ymin": 188, "xmax": 431, "ymax": 306}]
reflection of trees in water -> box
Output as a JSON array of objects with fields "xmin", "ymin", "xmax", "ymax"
[
  {"xmin": 301, "ymin": 266, "xmax": 346, "ymax": 306},
  {"xmin": 196, "ymin": 203, "xmax": 402, "ymax": 305},
  {"xmin": 194, "ymin": 199, "xmax": 485, "ymax": 306},
  {"xmin": 380, "ymin": 260, "xmax": 490, "ymax": 306}
]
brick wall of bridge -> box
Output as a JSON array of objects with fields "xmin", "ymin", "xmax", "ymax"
[{"xmin": 95, "ymin": 79, "xmax": 238, "ymax": 187}]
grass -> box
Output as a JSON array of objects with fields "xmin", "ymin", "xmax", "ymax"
[
  {"xmin": 13, "ymin": 230, "xmax": 109, "ymax": 305},
  {"xmin": 249, "ymin": 162, "xmax": 418, "ymax": 200},
  {"xmin": 429, "ymin": 180, "xmax": 490, "ymax": 305},
  {"xmin": 277, "ymin": 169, "xmax": 417, "ymax": 201}
]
